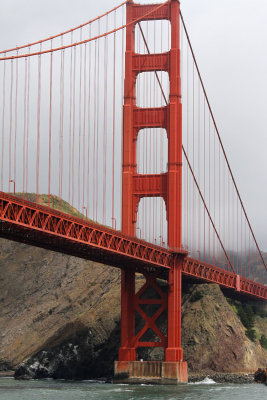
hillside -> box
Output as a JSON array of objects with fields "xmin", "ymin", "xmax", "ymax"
[
  {"xmin": 0, "ymin": 195, "xmax": 266, "ymax": 378},
  {"xmin": 0, "ymin": 241, "xmax": 266, "ymax": 378},
  {"xmin": 13, "ymin": 193, "xmax": 87, "ymax": 220}
]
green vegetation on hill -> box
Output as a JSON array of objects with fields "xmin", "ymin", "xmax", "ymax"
[
  {"xmin": 227, "ymin": 298, "xmax": 266, "ymax": 345},
  {"xmin": 251, "ymin": 304, "xmax": 267, "ymax": 319},
  {"xmin": 189, "ymin": 289, "xmax": 204, "ymax": 303},
  {"xmin": 14, "ymin": 193, "xmax": 90, "ymax": 221},
  {"xmin": 260, "ymin": 334, "xmax": 267, "ymax": 350}
]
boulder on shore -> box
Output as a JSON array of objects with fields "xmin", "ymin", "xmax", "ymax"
[{"xmin": 254, "ymin": 368, "xmax": 267, "ymax": 384}]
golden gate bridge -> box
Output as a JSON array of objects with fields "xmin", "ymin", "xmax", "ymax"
[{"xmin": 0, "ymin": 0, "xmax": 266, "ymax": 383}]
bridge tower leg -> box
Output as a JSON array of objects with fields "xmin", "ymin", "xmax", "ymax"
[{"xmin": 115, "ymin": 0, "xmax": 187, "ymax": 383}]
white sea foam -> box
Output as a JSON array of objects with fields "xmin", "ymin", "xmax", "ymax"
[{"xmin": 189, "ymin": 377, "xmax": 217, "ymax": 385}]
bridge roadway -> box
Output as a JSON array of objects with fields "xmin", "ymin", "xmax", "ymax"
[{"xmin": 0, "ymin": 191, "xmax": 266, "ymax": 301}]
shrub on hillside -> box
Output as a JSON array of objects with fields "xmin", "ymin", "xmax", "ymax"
[
  {"xmin": 259, "ymin": 334, "xmax": 267, "ymax": 349},
  {"xmin": 190, "ymin": 290, "xmax": 204, "ymax": 303}
]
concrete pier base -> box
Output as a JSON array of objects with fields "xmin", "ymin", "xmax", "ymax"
[{"xmin": 114, "ymin": 361, "xmax": 188, "ymax": 384}]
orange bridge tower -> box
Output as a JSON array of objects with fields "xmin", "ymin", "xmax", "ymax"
[{"xmin": 115, "ymin": 0, "xmax": 187, "ymax": 384}]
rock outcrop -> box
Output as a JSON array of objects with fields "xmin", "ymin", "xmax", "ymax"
[
  {"xmin": 254, "ymin": 368, "xmax": 267, "ymax": 384},
  {"xmin": 0, "ymin": 237, "xmax": 122, "ymax": 376},
  {"xmin": 0, "ymin": 237, "xmax": 266, "ymax": 379},
  {"xmin": 181, "ymin": 283, "xmax": 266, "ymax": 373}
]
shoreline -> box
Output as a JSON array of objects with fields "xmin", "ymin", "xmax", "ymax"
[
  {"xmin": 0, "ymin": 371, "xmax": 14, "ymax": 377},
  {"xmin": 0, "ymin": 370, "xmax": 259, "ymax": 384},
  {"xmin": 188, "ymin": 372, "xmax": 255, "ymax": 384}
]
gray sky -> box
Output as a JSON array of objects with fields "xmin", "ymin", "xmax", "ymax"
[{"xmin": 0, "ymin": 0, "xmax": 267, "ymax": 251}]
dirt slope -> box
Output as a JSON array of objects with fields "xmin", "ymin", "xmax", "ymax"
[{"xmin": 0, "ymin": 238, "xmax": 266, "ymax": 378}]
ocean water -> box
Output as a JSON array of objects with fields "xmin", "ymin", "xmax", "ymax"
[{"xmin": 0, "ymin": 377, "xmax": 265, "ymax": 400}]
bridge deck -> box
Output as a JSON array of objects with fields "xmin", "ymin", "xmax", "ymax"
[{"xmin": 0, "ymin": 192, "xmax": 266, "ymax": 301}]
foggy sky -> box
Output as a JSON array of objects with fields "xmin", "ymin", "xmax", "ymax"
[{"xmin": 0, "ymin": 0, "xmax": 266, "ymax": 251}]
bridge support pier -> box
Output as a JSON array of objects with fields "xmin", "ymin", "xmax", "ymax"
[
  {"xmin": 114, "ymin": 360, "xmax": 187, "ymax": 384},
  {"xmin": 114, "ymin": 254, "xmax": 187, "ymax": 384},
  {"xmin": 118, "ymin": 269, "xmax": 136, "ymax": 362}
]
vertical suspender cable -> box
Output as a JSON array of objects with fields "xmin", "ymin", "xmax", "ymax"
[
  {"xmin": 60, "ymin": 44, "xmax": 65, "ymax": 209},
  {"xmin": 1, "ymin": 57, "xmax": 6, "ymax": 191},
  {"xmin": 93, "ymin": 39, "xmax": 97, "ymax": 221},
  {"xmin": 83, "ymin": 42, "xmax": 87, "ymax": 216},
  {"xmin": 78, "ymin": 29, "xmax": 83, "ymax": 213},
  {"xmin": 112, "ymin": 12, "xmax": 117, "ymax": 228},
  {"xmin": 9, "ymin": 60, "xmax": 13, "ymax": 192},
  {"xmin": 36, "ymin": 45, "xmax": 42, "ymax": 203},
  {"xmin": 87, "ymin": 25, "xmax": 92, "ymax": 219},
  {"xmin": 14, "ymin": 55, "xmax": 18, "ymax": 189},
  {"xmin": 96, "ymin": 20, "xmax": 100, "ymax": 222},
  {"xmin": 68, "ymin": 35, "xmax": 73, "ymax": 205},
  {"xmin": 103, "ymin": 15, "xmax": 108, "ymax": 226},
  {"xmin": 72, "ymin": 46, "xmax": 76, "ymax": 209},
  {"xmin": 23, "ymin": 57, "xmax": 27, "ymax": 196},
  {"xmin": 26, "ymin": 47, "xmax": 31, "ymax": 198},
  {"xmin": 48, "ymin": 42, "xmax": 53, "ymax": 207},
  {"xmin": 121, "ymin": 6, "xmax": 125, "ymax": 230}
]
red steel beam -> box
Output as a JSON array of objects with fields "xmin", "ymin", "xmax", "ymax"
[
  {"xmin": 184, "ymin": 258, "xmax": 267, "ymax": 301},
  {"xmin": 132, "ymin": 53, "xmax": 169, "ymax": 73},
  {"xmin": 0, "ymin": 192, "xmax": 266, "ymax": 301},
  {"xmin": 131, "ymin": 3, "xmax": 170, "ymax": 21},
  {"xmin": 133, "ymin": 174, "xmax": 168, "ymax": 198},
  {"xmin": 0, "ymin": 192, "xmax": 172, "ymax": 271},
  {"xmin": 133, "ymin": 106, "xmax": 168, "ymax": 130}
]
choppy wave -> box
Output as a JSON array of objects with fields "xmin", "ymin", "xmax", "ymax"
[{"xmin": 189, "ymin": 377, "xmax": 217, "ymax": 385}]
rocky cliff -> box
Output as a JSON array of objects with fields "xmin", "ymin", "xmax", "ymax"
[{"xmin": 0, "ymin": 237, "xmax": 266, "ymax": 379}]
